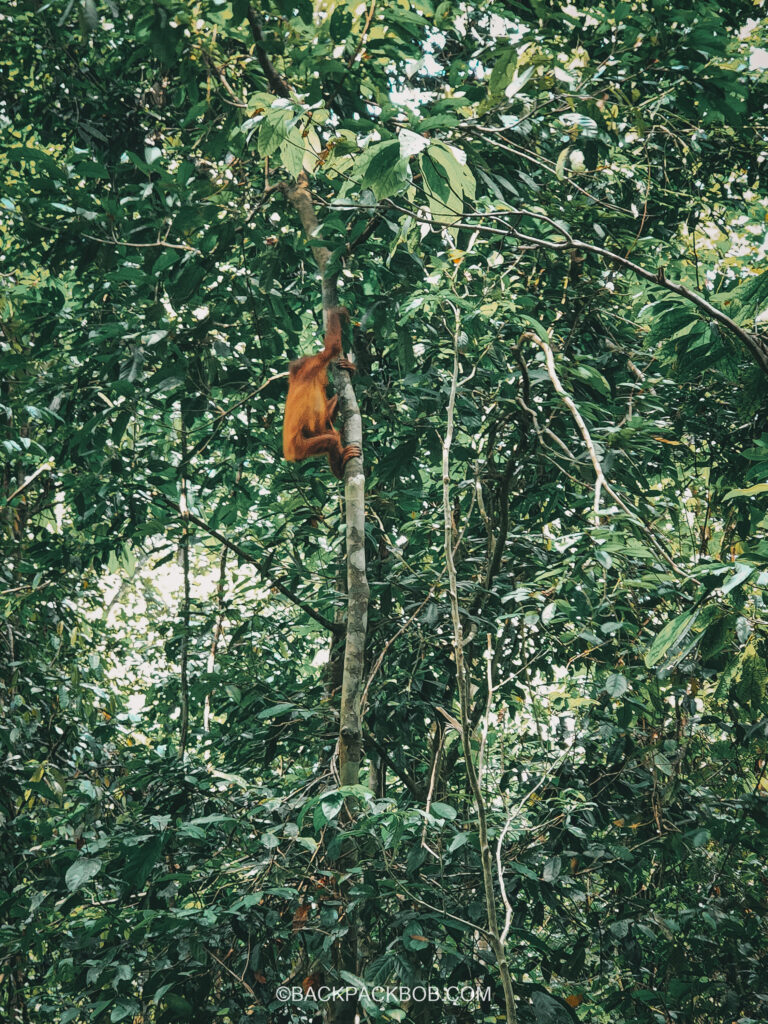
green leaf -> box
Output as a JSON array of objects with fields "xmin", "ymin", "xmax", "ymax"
[
  {"xmin": 65, "ymin": 857, "xmax": 102, "ymax": 892},
  {"xmin": 257, "ymin": 702, "xmax": 295, "ymax": 719},
  {"xmin": 542, "ymin": 856, "xmax": 562, "ymax": 882},
  {"xmin": 402, "ymin": 921, "xmax": 430, "ymax": 951},
  {"xmin": 258, "ymin": 105, "xmax": 291, "ymax": 157},
  {"xmin": 361, "ymin": 140, "xmax": 409, "ymax": 199},
  {"xmin": 488, "ymin": 48, "xmax": 517, "ymax": 95},
  {"xmin": 645, "ymin": 611, "xmax": 697, "ymax": 668},
  {"xmin": 320, "ymin": 792, "xmax": 345, "ymax": 821},
  {"xmin": 723, "ymin": 483, "xmax": 768, "ymax": 499},
  {"xmin": 572, "ymin": 363, "xmax": 611, "ymax": 397},
  {"xmin": 111, "ymin": 409, "xmax": 131, "ymax": 445},
  {"xmin": 720, "ymin": 562, "xmax": 754, "ymax": 595},
  {"xmin": 721, "ymin": 270, "xmax": 768, "ymax": 326},
  {"xmin": 531, "ymin": 989, "xmax": 574, "ymax": 1023},
  {"xmin": 329, "ymin": 6, "xmax": 353, "ymax": 41},
  {"xmin": 152, "ymin": 983, "xmax": 174, "ymax": 1006},
  {"xmin": 423, "ymin": 142, "xmax": 474, "ymax": 208},
  {"xmin": 111, "ymin": 1003, "xmax": 139, "ymax": 1023},
  {"xmin": 420, "ymin": 149, "xmax": 451, "ymax": 202},
  {"xmin": 280, "ymin": 127, "xmax": 308, "ymax": 178},
  {"xmin": 232, "ymin": 0, "xmax": 250, "ymax": 24},
  {"xmin": 505, "ymin": 65, "xmax": 535, "ymax": 98},
  {"xmin": 161, "ymin": 993, "xmax": 193, "ymax": 1018},
  {"xmin": 604, "ymin": 673, "xmax": 629, "ymax": 698},
  {"xmin": 120, "ymin": 837, "xmax": 162, "ymax": 888}
]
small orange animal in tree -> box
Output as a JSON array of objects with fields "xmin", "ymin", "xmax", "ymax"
[{"xmin": 282, "ymin": 307, "xmax": 361, "ymax": 479}]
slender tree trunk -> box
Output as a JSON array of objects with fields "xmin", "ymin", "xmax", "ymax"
[
  {"xmin": 204, "ymin": 545, "xmax": 228, "ymax": 735},
  {"xmin": 282, "ymin": 172, "xmax": 369, "ymax": 784},
  {"xmin": 283, "ymin": 171, "xmax": 369, "ymax": 1024},
  {"xmin": 179, "ymin": 419, "xmax": 191, "ymax": 754},
  {"xmin": 441, "ymin": 305, "xmax": 517, "ymax": 1024}
]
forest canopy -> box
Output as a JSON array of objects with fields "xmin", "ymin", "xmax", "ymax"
[{"xmin": 1, "ymin": 1, "xmax": 768, "ymax": 1022}]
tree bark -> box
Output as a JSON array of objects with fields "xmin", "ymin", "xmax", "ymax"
[
  {"xmin": 284, "ymin": 171, "xmax": 368, "ymax": 1024},
  {"xmin": 283, "ymin": 172, "xmax": 369, "ymax": 787},
  {"xmin": 179, "ymin": 418, "xmax": 191, "ymax": 755},
  {"xmin": 442, "ymin": 305, "xmax": 517, "ymax": 1024}
]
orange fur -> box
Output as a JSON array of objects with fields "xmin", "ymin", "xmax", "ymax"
[{"xmin": 282, "ymin": 308, "xmax": 360, "ymax": 479}]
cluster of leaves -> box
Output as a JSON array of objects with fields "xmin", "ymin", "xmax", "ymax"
[{"xmin": 2, "ymin": 1, "xmax": 768, "ymax": 1023}]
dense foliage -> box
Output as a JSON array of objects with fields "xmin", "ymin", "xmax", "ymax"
[{"xmin": 2, "ymin": 1, "xmax": 768, "ymax": 1022}]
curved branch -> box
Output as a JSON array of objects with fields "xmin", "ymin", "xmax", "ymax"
[
  {"xmin": 347, "ymin": 198, "xmax": 768, "ymax": 375},
  {"xmin": 245, "ymin": 8, "xmax": 290, "ymax": 98},
  {"xmin": 522, "ymin": 331, "xmax": 695, "ymax": 580},
  {"xmin": 442, "ymin": 302, "xmax": 518, "ymax": 1024},
  {"xmin": 153, "ymin": 492, "xmax": 340, "ymax": 633},
  {"xmin": 510, "ymin": 219, "xmax": 768, "ymax": 375}
]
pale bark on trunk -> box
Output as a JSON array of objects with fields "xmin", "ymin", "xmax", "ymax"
[
  {"xmin": 283, "ymin": 172, "xmax": 369, "ymax": 786},
  {"xmin": 284, "ymin": 173, "xmax": 368, "ymax": 1024}
]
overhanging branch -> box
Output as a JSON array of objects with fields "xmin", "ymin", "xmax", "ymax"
[
  {"xmin": 351, "ymin": 198, "xmax": 768, "ymax": 376},
  {"xmin": 153, "ymin": 492, "xmax": 340, "ymax": 634},
  {"xmin": 246, "ymin": 8, "xmax": 290, "ymax": 98}
]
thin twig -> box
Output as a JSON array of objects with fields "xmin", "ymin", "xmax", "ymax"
[
  {"xmin": 152, "ymin": 492, "xmax": 340, "ymax": 633},
  {"xmin": 347, "ymin": 0, "xmax": 377, "ymax": 68},
  {"xmin": 524, "ymin": 331, "xmax": 694, "ymax": 580},
  {"xmin": 206, "ymin": 948, "xmax": 257, "ymax": 997},
  {"xmin": 83, "ymin": 234, "xmax": 199, "ymax": 253},
  {"xmin": 4, "ymin": 461, "xmax": 53, "ymax": 504},
  {"xmin": 442, "ymin": 301, "xmax": 517, "ymax": 1024}
]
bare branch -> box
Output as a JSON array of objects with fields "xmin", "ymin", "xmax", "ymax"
[
  {"xmin": 245, "ymin": 9, "xmax": 290, "ymax": 98},
  {"xmin": 4, "ymin": 460, "xmax": 53, "ymax": 504},
  {"xmin": 442, "ymin": 302, "xmax": 518, "ymax": 1024},
  {"xmin": 153, "ymin": 492, "xmax": 340, "ymax": 634},
  {"xmin": 523, "ymin": 331, "xmax": 695, "ymax": 580}
]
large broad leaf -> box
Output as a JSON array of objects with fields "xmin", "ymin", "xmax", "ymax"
[
  {"xmin": 258, "ymin": 104, "xmax": 292, "ymax": 157},
  {"xmin": 604, "ymin": 673, "xmax": 629, "ymax": 698},
  {"xmin": 572, "ymin": 363, "xmax": 611, "ymax": 397},
  {"xmin": 721, "ymin": 270, "xmax": 768, "ymax": 326},
  {"xmin": 645, "ymin": 611, "xmax": 697, "ymax": 668},
  {"xmin": 531, "ymin": 988, "xmax": 578, "ymax": 1023},
  {"xmin": 360, "ymin": 140, "xmax": 409, "ymax": 199},
  {"xmin": 419, "ymin": 143, "xmax": 475, "ymax": 226},
  {"xmin": 488, "ymin": 47, "xmax": 517, "ymax": 96},
  {"xmin": 724, "ymin": 483, "xmax": 768, "ymax": 499},
  {"xmin": 402, "ymin": 921, "xmax": 430, "ymax": 951},
  {"xmin": 720, "ymin": 562, "xmax": 754, "ymax": 595},
  {"xmin": 65, "ymin": 857, "xmax": 102, "ymax": 892}
]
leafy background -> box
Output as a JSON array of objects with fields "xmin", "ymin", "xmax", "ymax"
[{"xmin": 1, "ymin": 0, "xmax": 768, "ymax": 1022}]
